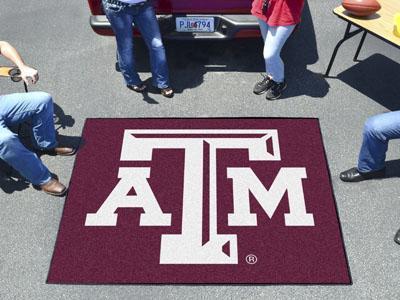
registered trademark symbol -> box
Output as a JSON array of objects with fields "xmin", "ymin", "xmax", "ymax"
[{"xmin": 246, "ymin": 254, "xmax": 257, "ymax": 264}]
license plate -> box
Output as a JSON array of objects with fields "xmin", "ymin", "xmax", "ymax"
[{"xmin": 175, "ymin": 17, "xmax": 215, "ymax": 33}]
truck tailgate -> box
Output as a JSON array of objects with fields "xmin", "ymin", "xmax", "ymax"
[{"xmin": 88, "ymin": 0, "xmax": 259, "ymax": 39}]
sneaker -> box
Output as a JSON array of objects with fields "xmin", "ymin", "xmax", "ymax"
[
  {"xmin": 253, "ymin": 75, "xmax": 273, "ymax": 95},
  {"xmin": 265, "ymin": 80, "xmax": 287, "ymax": 100}
]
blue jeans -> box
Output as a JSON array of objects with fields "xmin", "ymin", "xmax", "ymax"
[
  {"xmin": 0, "ymin": 92, "xmax": 57, "ymax": 185},
  {"xmin": 358, "ymin": 111, "xmax": 400, "ymax": 172},
  {"xmin": 258, "ymin": 19, "xmax": 295, "ymax": 83},
  {"xmin": 103, "ymin": 0, "xmax": 170, "ymax": 88}
]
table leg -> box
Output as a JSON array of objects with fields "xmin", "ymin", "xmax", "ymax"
[
  {"xmin": 353, "ymin": 31, "xmax": 367, "ymax": 62},
  {"xmin": 325, "ymin": 23, "xmax": 363, "ymax": 77},
  {"xmin": 115, "ymin": 50, "xmax": 120, "ymax": 72}
]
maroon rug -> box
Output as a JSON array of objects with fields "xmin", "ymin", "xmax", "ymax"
[{"xmin": 47, "ymin": 118, "xmax": 351, "ymax": 284}]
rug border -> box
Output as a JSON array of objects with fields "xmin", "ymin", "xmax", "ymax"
[{"xmin": 46, "ymin": 117, "xmax": 352, "ymax": 286}]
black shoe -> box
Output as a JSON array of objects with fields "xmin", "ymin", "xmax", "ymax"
[
  {"xmin": 40, "ymin": 146, "xmax": 77, "ymax": 156},
  {"xmin": 339, "ymin": 167, "xmax": 386, "ymax": 182},
  {"xmin": 394, "ymin": 229, "xmax": 400, "ymax": 245},
  {"xmin": 253, "ymin": 75, "xmax": 273, "ymax": 95},
  {"xmin": 265, "ymin": 80, "xmax": 287, "ymax": 100}
]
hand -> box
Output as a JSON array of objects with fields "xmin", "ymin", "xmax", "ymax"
[{"xmin": 19, "ymin": 65, "xmax": 39, "ymax": 85}]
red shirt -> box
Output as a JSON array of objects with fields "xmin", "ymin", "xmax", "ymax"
[{"xmin": 251, "ymin": 0, "xmax": 305, "ymax": 26}]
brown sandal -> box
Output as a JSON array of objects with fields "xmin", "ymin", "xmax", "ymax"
[
  {"xmin": 160, "ymin": 87, "xmax": 174, "ymax": 98},
  {"xmin": 127, "ymin": 83, "xmax": 147, "ymax": 93}
]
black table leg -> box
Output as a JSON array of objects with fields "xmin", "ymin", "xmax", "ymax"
[
  {"xmin": 115, "ymin": 50, "xmax": 120, "ymax": 72},
  {"xmin": 353, "ymin": 31, "xmax": 367, "ymax": 62},
  {"xmin": 325, "ymin": 23, "xmax": 363, "ymax": 77}
]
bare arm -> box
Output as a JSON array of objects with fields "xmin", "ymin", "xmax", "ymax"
[{"xmin": 0, "ymin": 41, "xmax": 39, "ymax": 84}]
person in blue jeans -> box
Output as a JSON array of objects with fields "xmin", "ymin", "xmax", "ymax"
[
  {"xmin": 103, "ymin": 0, "xmax": 174, "ymax": 98},
  {"xmin": 340, "ymin": 111, "xmax": 400, "ymax": 182},
  {"xmin": 339, "ymin": 112, "xmax": 400, "ymax": 244},
  {"xmin": 0, "ymin": 41, "xmax": 76, "ymax": 196}
]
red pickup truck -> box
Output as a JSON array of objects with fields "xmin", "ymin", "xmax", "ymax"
[{"xmin": 88, "ymin": 0, "xmax": 260, "ymax": 39}]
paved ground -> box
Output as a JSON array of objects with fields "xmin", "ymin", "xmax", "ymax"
[{"xmin": 1, "ymin": 0, "xmax": 400, "ymax": 299}]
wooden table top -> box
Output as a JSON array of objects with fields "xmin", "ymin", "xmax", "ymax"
[
  {"xmin": 334, "ymin": 0, "xmax": 400, "ymax": 47},
  {"xmin": 0, "ymin": 66, "xmax": 14, "ymax": 77}
]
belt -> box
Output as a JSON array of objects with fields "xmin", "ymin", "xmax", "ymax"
[
  {"xmin": 262, "ymin": 0, "xmax": 270, "ymax": 14},
  {"xmin": 106, "ymin": 0, "xmax": 148, "ymax": 7}
]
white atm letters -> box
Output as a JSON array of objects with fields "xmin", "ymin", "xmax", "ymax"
[{"xmin": 85, "ymin": 130, "xmax": 315, "ymax": 264}]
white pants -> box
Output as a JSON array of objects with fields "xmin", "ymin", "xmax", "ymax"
[{"xmin": 258, "ymin": 19, "xmax": 295, "ymax": 83}]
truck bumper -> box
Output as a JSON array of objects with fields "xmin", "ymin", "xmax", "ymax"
[{"xmin": 90, "ymin": 14, "xmax": 260, "ymax": 39}]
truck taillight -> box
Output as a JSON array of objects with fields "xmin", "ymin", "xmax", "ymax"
[{"xmin": 88, "ymin": 0, "xmax": 103, "ymax": 15}]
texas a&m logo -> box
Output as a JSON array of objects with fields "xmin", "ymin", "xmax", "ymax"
[{"xmin": 85, "ymin": 129, "xmax": 315, "ymax": 264}]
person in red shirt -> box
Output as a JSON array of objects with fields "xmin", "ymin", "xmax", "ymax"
[{"xmin": 252, "ymin": 0, "xmax": 305, "ymax": 100}]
